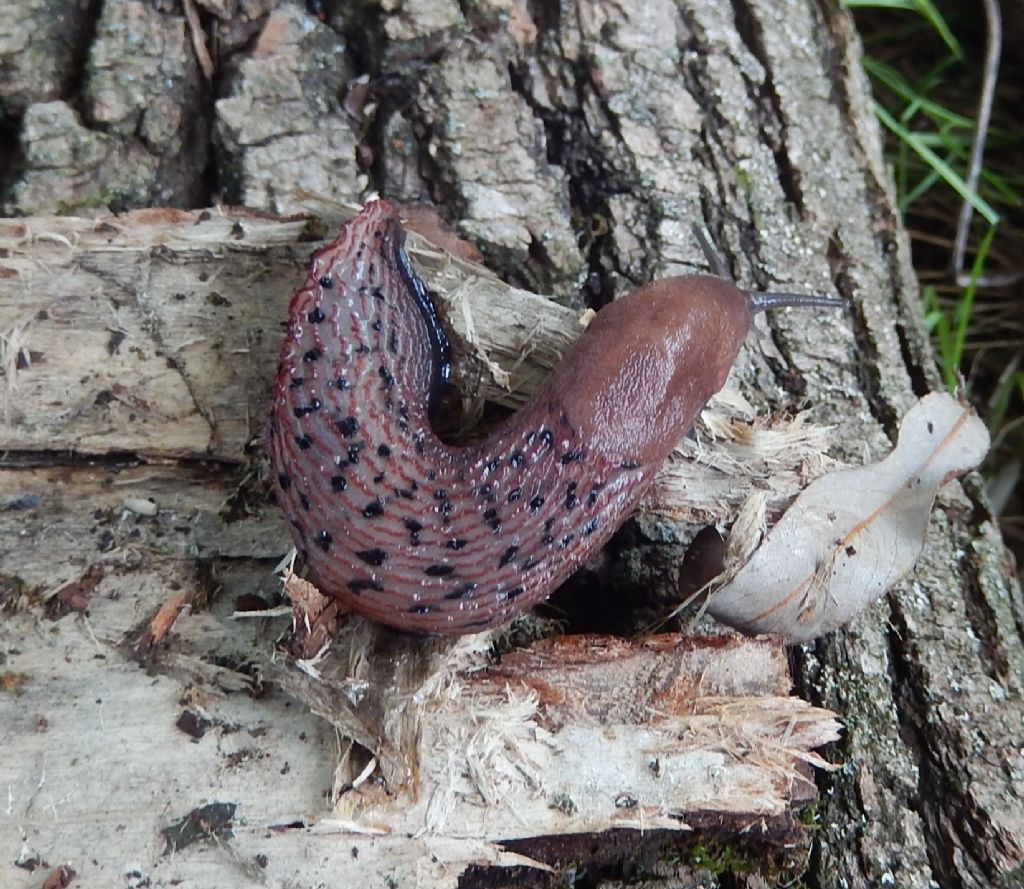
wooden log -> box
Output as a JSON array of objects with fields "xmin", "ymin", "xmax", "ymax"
[
  {"xmin": 0, "ymin": 209, "xmax": 840, "ymax": 886},
  {"xmin": 1, "ymin": 594, "xmax": 838, "ymax": 888}
]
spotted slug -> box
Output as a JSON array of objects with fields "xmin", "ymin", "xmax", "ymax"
[{"xmin": 268, "ymin": 199, "xmax": 843, "ymax": 635}]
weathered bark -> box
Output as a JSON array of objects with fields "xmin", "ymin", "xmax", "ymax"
[{"xmin": 1, "ymin": 1, "xmax": 1022, "ymax": 888}]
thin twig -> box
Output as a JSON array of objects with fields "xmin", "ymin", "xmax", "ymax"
[
  {"xmin": 951, "ymin": 0, "xmax": 1021, "ymax": 287},
  {"xmin": 183, "ymin": 0, "xmax": 215, "ymax": 81}
]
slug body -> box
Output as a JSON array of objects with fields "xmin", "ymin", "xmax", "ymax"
[{"xmin": 269, "ymin": 200, "xmax": 752, "ymax": 634}]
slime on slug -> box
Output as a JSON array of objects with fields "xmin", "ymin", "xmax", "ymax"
[{"xmin": 267, "ymin": 199, "xmax": 844, "ymax": 634}]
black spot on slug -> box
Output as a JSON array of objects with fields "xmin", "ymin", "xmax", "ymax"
[
  {"xmin": 373, "ymin": 472, "xmax": 385, "ymax": 484},
  {"xmin": 539, "ymin": 430, "xmax": 554, "ymax": 448},
  {"xmin": 446, "ymin": 583, "xmax": 478, "ymax": 600},
  {"xmin": 409, "ymin": 604, "xmax": 437, "ymax": 614},
  {"xmin": 379, "ymin": 365, "xmax": 395, "ymax": 389},
  {"xmin": 558, "ymin": 533, "xmax": 574, "ymax": 550},
  {"xmin": 529, "ymin": 495, "xmax": 544, "ymax": 512},
  {"xmin": 377, "ymin": 444, "xmax": 391, "ymax": 458},
  {"xmin": 371, "ymin": 319, "xmax": 383, "ymax": 332},
  {"xmin": 362, "ymin": 499, "xmax": 384, "ymax": 518},
  {"xmin": 404, "ymin": 518, "xmax": 423, "ymax": 534},
  {"xmin": 303, "ymin": 348, "xmax": 321, "ymax": 362},
  {"xmin": 307, "ymin": 306, "xmax": 325, "ymax": 323},
  {"xmin": 434, "ymin": 489, "xmax": 448, "ymax": 500},
  {"xmin": 582, "ymin": 516, "xmax": 600, "ymax": 536},
  {"xmin": 356, "ymin": 548, "xmax": 387, "ymax": 566},
  {"xmin": 483, "ymin": 508, "xmax": 500, "ymax": 532},
  {"xmin": 296, "ymin": 433, "xmax": 312, "ymax": 449},
  {"xmin": 315, "ymin": 530, "xmax": 332, "ymax": 551},
  {"xmin": 331, "ymin": 475, "xmax": 347, "ymax": 492},
  {"xmin": 318, "ymin": 275, "xmax": 333, "ymax": 289},
  {"xmin": 289, "ymin": 377, "xmax": 304, "ymax": 389},
  {"xmin": 508, "ymin": 486, "xmax": 523, "ymax": 503},
  {"xmin": 293, "ymin": 399, "xmax": 321, "ymax": 417},
  {"xmin": 499, "ymin": 545, "xmax": 518, "ymax": 568},
  {"xmin": 425, "ymin": 564, "xmax": 454, "ymax": 577},
  {"xmin": 620, "ymin": 459, "xmax": 641, "ymax": 469},
  {"xmin": 560, "ymin": 449, "xmax": 583, "ymax": 464},
  {"xmin": 349, "ymin": 578, "xmax": 384, "ymax": 593},
  {"xmin": 298, "ymin": 493, "xmax": 310, "ymax": 511},
  {"xmin": 510, "ymin": 451, "xmax": 525, "ymax": 468},
  {"xmin": 485, "ymin": 458, "xmax": 501, "ymax": 473},
  {"xmin": 278, "ymin": 473, "xmax": 291, "ymax": 490},
  {"xmin": 447, "ymin": 538, "xmax": 467, "ymax": 550},
  {"xmin": 565, "ymin": 482, "xmax": 578, "ymax": 509},
  {"xmin": 333, "ymin": 377, "xmax": 350, "ymax": 390},
  {"xmin": 388, "ymin": 330, "xmax": 399, "ymax": 353},
  {"xmin": 347, "ymin": 444, "xmax": 362, "ymax": 463},
  {"xmin": 336, "ymin": 416, "xmax": 359, "ymax": 437},
  {"xmin": 507, "ymin": 586, "xmax": 525, "ymax": 600}
]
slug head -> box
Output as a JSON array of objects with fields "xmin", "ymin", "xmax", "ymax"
[
  {"xmin": 551, "ymin": 276, "xmax": 753, "ymax": 468},
  {"xmin": 552, "ymin": 274, "xmax": 846, "ymax": 469}
]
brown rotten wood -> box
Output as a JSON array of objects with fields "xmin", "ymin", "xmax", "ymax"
[{"xmin": 1, "ymin": 1, "xmax": 1022, "ymax": 888}]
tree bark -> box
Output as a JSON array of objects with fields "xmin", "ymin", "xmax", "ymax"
[{"xmin": 1, "ymin": 1, "xmax": 1022, "ymax": 888}]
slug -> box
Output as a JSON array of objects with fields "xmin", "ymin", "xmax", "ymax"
[{"xmin": 267, "ymin": 199, "xmax": 843, "ymax": 635}]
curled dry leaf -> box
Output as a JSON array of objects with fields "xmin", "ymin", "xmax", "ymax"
[{"xmin": 706, "ymin": 392, "xmax": 990, "ymax": 642}]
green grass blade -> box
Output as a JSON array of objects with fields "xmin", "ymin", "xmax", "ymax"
[
  {"xmin": 950, "ymin": 223, "xmax": 997, "ymax": 390},
  {"xmin": 873, "ymin": 102, "xmax": 999, "ymax": 226},
  {"xmin": 861, "ymin": 58, "xmax": 975, "ymax": 130},
  {"xmin": 843, "ymin": 0, "xmax": 963, "ymax": 58}
]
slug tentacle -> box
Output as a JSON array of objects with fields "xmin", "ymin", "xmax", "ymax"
[
  {"xmin": 268, "ymin": 200, "xmax": 838, "ymax": 635},
  {"xmin": 691, "ymin": 224, "xmax": 848, "ymax": 316},
  {"xmin": 746, "ymin": 291, "xmax": 848, "ymax": 313}
]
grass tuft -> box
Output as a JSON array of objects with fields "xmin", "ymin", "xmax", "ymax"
[{"xmin": 848, "ymin": 0, "xmax": 1024, "ymax": 550}]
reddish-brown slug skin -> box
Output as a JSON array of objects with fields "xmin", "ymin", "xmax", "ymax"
[{"xmin": 268, "ymin": 200, "xmax": 752, "ymax": 634}]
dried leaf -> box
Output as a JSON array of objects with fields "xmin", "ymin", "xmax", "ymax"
[
  {"xmin": 133, "ymin": 588, "xmax": 194, "ymax": 662},
  {"xmin": 707, "ymin": 393, "xmax": 989, "ymax": 642},
  {"xmin": 161, "ymin": 802, "xmax": 237, "ymax": 855},
  {"xmin": 41, "ymin": 865, "xmax": 76, "ymax": 889}
]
